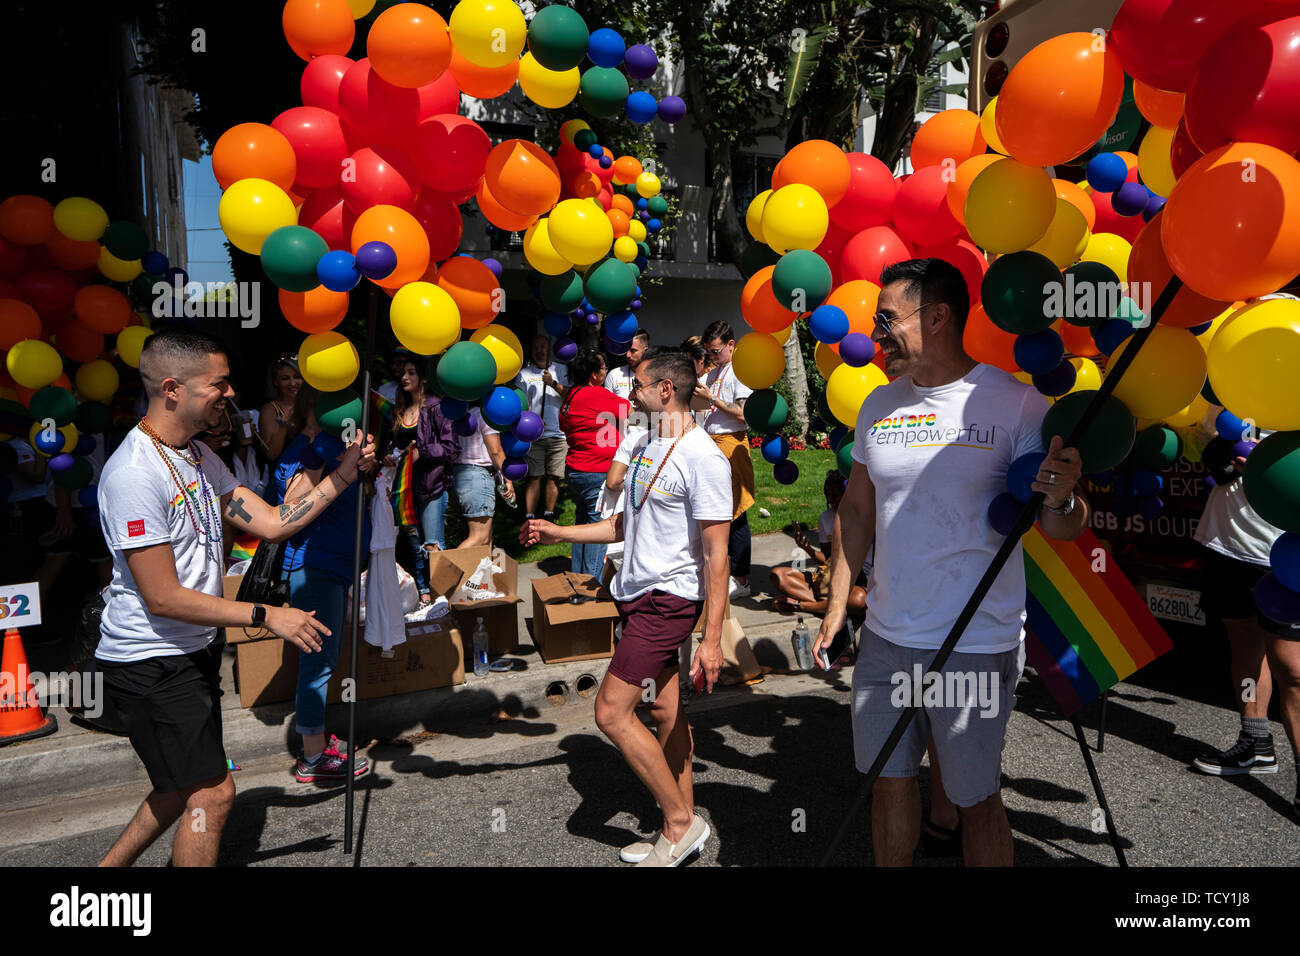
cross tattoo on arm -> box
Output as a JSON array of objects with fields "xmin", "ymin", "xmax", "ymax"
[{"xmin": 226, "ymin": 495, "xmax": 253, "ymax": 524}]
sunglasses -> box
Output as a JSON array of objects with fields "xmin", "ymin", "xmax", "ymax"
[
  {"xmin": 631, "ymin": 377, "xmax": 669, "ymax": 393},
  {"xmin": 873, "ymin": 303, "xmax": 934, "ymax": 338}
]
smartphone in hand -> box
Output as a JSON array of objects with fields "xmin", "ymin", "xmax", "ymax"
[{"xmin": 690, "ymin": 666, "xmax": 707, "ymax": 695}]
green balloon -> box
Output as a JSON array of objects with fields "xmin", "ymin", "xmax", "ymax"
[
  {"xmin": 132, "ymin": 272, "xmax": 164, "ymax": 301},
  {"xmin": 1062, "ymin": 261, "xmax": 1120, "ymax": 327},
  {"xmin": 514, "ymin": 388, "xmax": 528, "ymax": 415},
  {"xmin": 261, "ymin": 225, "xmax": 328, "ymax": 293},
  {"xmin": 29, "ymin": 386, "xmax": 77, "ymax": 427},
  {"xmin": 53, "ymin": 457, "xmax": 93, "ymax": 490},
  {"xmin": 647, "ymin": 195, "xmax": 668, "ymax": 217},
  {"xmin": 103, "ymin": 221, "xmax": 149, "ymax": 261},
  {"xmin": 315, "ymin": 389, "xmax": 362, "ymax": 437},
  {"xmin": 772, "ymin": 249, "xmax": 832, "ymax": 312},
  {"xmin": 981, "ymin": 251, "xmax": 1062, "ymax": 335},
  {"xmin": 740, "ymin": 242, "xmax": 781, "ymax": 280},
  {"xmin": 635, "ymin": 240, "xmax": 651, "ymax": 260},
  {"xmin": 437, "ymin": 341, "xmax": 497, "ymax": 401},
  {"xmin": 75, "ymin": 401, "xmax": 113, "ymax": 434},
  {"xmin": 583, "ymin": 258, "xmax": 636, "ymax": 313},
  {"xmin": 1112, "ymin": 296, "xmax": 1146, "ymax": 324},
  {"xmin": 573, "ymin": 128, "xmax": 599, "ymax": 151},
  {"xmin": 1135, "ymin": 424, "xmax": 1181, "ymax": 470},
  {"xmin": 1200, "ymin": 376, "xmax": 1219, "ymax": 405},
  {"xmin": 1041, "ymin": 390, "xmax": 1136, "ymax": 474},
  {"xmin": 527, "ymin": 4, "xmax": 590, "ymax": 71},
  {"xmin": 836, "ymin": 432, "xmax": 855, "ymax": 477},
  {"xmin": 578, "ymin": 67, "xmax": 630, "ymax": 118},
  {"xmin": 0, "ymin": 443, "xmax": 17, "ymax": 475},
  {"xmin": 540, "ymin": 270, "xmax": 584, "ymax": 313},
  {"xmin": 1243, "ymin": 431, "xmax": 1300, "ymax": 532},
  {"xmin": 744, "ymin": 389, "xmax": 789, "ymax": 432}
]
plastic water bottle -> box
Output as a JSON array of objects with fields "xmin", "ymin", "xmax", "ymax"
[
  {"xmin": 791, "ymin": 616, "xmax": 815, "ymax": 670},
  {"xmin": 473, "ymin": 617, "xmax": 490, "ymax": 677}
]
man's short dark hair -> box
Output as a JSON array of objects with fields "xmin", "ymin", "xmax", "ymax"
[
  {"xmin": 879, "ymin": 258, "xmax": 970, "ymax": 329},
  {"xmin": 139, "ymin": 327, "xmax": 227, "ymax": 398},
  {"xmin": 702, "ymin": 320, "xmax": 734, "ymax": 344},
  {"xmin": 632, "ymin": 328, "xmax": 650, "ymax": 347},
  {"xmin": 641, "ymin": 350, "xmax": 697, "ymax": 409}
]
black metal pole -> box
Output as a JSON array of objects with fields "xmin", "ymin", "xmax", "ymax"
[
  {"xmin": 344, "ymin": 288, "xmax": 378, "ymax": 855},
  {"xmin": 1096, "ymin": 691, "xmax": 1109, "ymax": 753},
  {"xmin": 1072, "ymin": 714, "xmax": 1127, "ymax": 866},
  {"xmin": 817, "ymin": 276, "xmax": 1184, "ymax": 867}
]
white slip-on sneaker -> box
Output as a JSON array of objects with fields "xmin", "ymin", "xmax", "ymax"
[
  {"xmin": 619, "ymin": 839, "xmax": 655, "ymax": 864},
  {"xmin": 634, "ymin": 814, "xmax": 711, "ymax": 867}
]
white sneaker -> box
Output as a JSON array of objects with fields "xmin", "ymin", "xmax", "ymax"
[
  {"xmin": 405, "ymin": 595, "xmax": 450, "ymax": 622},
  {"xmin": 729, "ymin": 578, "xmax": 751, "ymax": 599}
]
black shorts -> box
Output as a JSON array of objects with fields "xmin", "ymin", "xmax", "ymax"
[
  {"xmin": 97, "ymin": 645, "xmax": 228, "ymax": 793},
  {"xmin": 1200, "ymin": 549, "xmax": 1300, "ymax": 638}
]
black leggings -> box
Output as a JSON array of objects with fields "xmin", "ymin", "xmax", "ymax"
[
  {"xmin": 729, "ymin": 511, "xmax": 751, "ymax": 578},
  {"xmin": 396, "ymin": 525, "xmax": 430, "ymax": 595}
]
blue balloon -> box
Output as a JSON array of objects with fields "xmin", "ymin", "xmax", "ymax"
[
  {"xmin": 1086, "ymin": 152, "xmax": 1128, "ymax": 193},
  {"xmin": 165, "ymin": 266, "xmax": 189, "ymax": 287},
  {"xmin": 1132, "ymin": 469, "xmax": 1163, "ymax": 495},
  {"xmin": 588, "ymin": 143, "xmax": 604, "ymax": 158},
  {"xmin": 604, "ymin": 335, "xmax": 630, "ymax": 355},
  {"xmin": 1215, "ymin": 409, "xmax": 1249, "ymax": 442},
  {"xmin": 453, "ymin": 410, "xmax": 480, "ymax": 437},
  {"xmin": 1093, "ymin": 317, "xmax": 1135, "ymax": 355},
  {"xmin": 987, "ymin": 492, "xmax": 1024, "ymax": 536},
  {"xmin": 74, "ymin": 434, "xmax": 96, "ymax": 456},
  {"xmin": 483, "ymin": 386, "xmax": 522, "ymax": 429},
  {"xmin": 1014, "ymin": 329, "xmax": 1065, "ymax": 375},
  {"xmin": 773, "ymin": 459, "xmax": 799, "ymax": 485},
  {"xmin": 647, "ymin": 219, "xmax": 662, "ymax": 234},
  {"xmin": 0, "ymin": 477, "xmax": 13, "ymax": 500},
  {"xmin": 1137, "ymin": 495, "xmax": 1165, "ymax": 520},
  {"xmin": 1111, "ymin": 182, "xmax": 1150, "ymax": 217},
  {"xmin": 141, "ymin": 251, "xmax": 169, "ymax": 275},
  {"xmin": 317, "ymin": 250, "xmax": 361, "ymax": 292},
  {"xmin": 78, "ymin": 484, "xmax": 98, "ymax": 509},
  {"xmin": 500, "ymin": 431, "xmax": 531, "ymax": 459},
  {"xmin": 356, "ymin": 241, "xmax": 397, "ymax": 280},
  {"xmin": 1188, "ymin": 319, "xmax": 1213, "ymax": 336},
  {"xmin": 1007, "ymin": 452, "xmax": 1047, "ymax": 502},
  {"xmin": 1256, "ymin": 572, "xmax": 1300, "ymax": 625},
  {"xmin": 828, "ymin": 425, "xmax": 848, "ymax": 451},
  {"xmin": 588, "ymin": 28, "xmax": 626, "ymax": 68},
  {"xmin": 312, "ymin": 432, "xmax": 346, "ymax": 463},
  {"xmin": 605, "ymin": 309, "xmax": 638, "ymax": 343},
  {"xmin": 809, "ymin": 304, "xmax": 849, "ymax": 344},
  {"xmin": 1271, "ymin": 532, "xmax": 1300, "ymax": 593},
  {"xmin": 441, "ymin": 396, "xmax": 470, "ymax": 421},
  {"xmin": 32, "ymin": 429, "xmax": 66, "ymax": 455},
  {"xmin": 761, "ymin": 434, "xmax": 790, "ymax": 464},
  {"xmin": 625, "ymin": 90, "xmax": 659, "ymax": 124},
  {"xmin": 636, "ymin": 198, "xmax": 648, "ymax": 210},
  {"xmin": 1032, "ymin": 358, "xmax": 1076, "ymax": 397},
  {"xmin": 543, "ymin": 311, "xmax": 572, "ymax": 337}
]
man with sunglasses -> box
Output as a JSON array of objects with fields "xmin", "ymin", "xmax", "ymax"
[{"xmin": 813, "ymin": 258, "xmax": 1087, "ymax": 867}]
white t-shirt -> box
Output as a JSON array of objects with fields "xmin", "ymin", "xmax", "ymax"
[
  {"xmin": 456, "ymin": 414, "xmax": 498, "ymax": 467},
  {"xmin": 852, "ymin": 363, "xmax": 1049, "ymax": 653},
  {"xmin": 515, "ymin": 362, "xmax": 570, "ymax": 439},
  {"xmin": 610, "ymin": 426, "xmax": 733, "ymax": 602},
  {"xmin": 1193, "ymin": 407, "xmax": 1281, "ymax": 566},
  {"xmin": 604, "ymin": 364, "xmax": 636, "ymax": 403},
  {"xmin": 817, "ymin": 507, "xmax": 874, "ymax": 577},
  {"xmin": 702, "ymin": 363, "xmax": 752, "ymax": 434},
  {"xmin": 96, "ymin": 428, "xmax": 239, "ymax": 663}
]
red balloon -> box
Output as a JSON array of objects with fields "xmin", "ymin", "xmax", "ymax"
[
  {"xmin": 913, "ymin": 238, "xmax": 988, "ymax": 306},
  {"xmin": 415, "ymin": 70, "xmax": 462, "ymax": 123},
  {"xmin": 298, "ymin": 186, "xmax": 352, "ymax": 250},
  {"xmin": 434, "ymin": 184, "xmax": 478, "ymax": 206},
  {"xmin": 300, "ymin": 54, "xmax": 354, "ymax": 113},
  {"xmin": 17, "ymin": 269, "xmax": 77, "ymax": 320},
  {"xmin": 841, "ymin": 226, "xmax": 912, "ymax": 285},
  {"xmin": 44, "ymin": 233, "xmax": 102, "ymax": 272},
  {"xmin": 1170, "ymin": 119, "xmax": 1206, "ymax": 179},
  {"xmin": 338, "ymin": 58, "xmax": 422, "ymax": 149},
  {"xmin": 341, "ymin": 145, "xmax": 421, "ymax": 213},
  {"xmin": 0, "ymin": 237, "xmax": 27, "ymax": 280},
  {"xmin": 891, "ymin": 166, "xmax": 960, "ymax": 247},
  {"xmin": 1089, "ymin": 189, "xmax": 1145, "ymax": 243},
  {"xmin": 814, "ymin": 222, "xmax": 853, "ymax": 288},
  {"xmin": 829, "ymin": 153, "xmax": 897, "ymax": 232},
  {"xmin": 1184, "ymin": 11, "xmax": 1300, "ymax": 155},
  {"xmin": 410, "ymin": 114, "xmax": 490, "ymax": 194},
  {"xmin": 272, "ymin": 106, "xmax": 349, "ymax": 190},
  {"xmin": 411, "ymin": 190, "xmax": 463, "ymax": 262},
  {"xmin": 1109, "ymin": 0, "xmax": 1278, "ymax": 92},
  {"xmin": 55, "ymin": 319, "xmax": 105, "ymax": 364}
]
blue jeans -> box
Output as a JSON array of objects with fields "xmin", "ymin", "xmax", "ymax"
[
  {"xmin": 420, "ymin": 489, "xmax": 449, "ymax": 550},
  {"xmin": 567, "ymin": 468, "xmax": 607, "ymax": 579},
  {"xmin": 287, "ymin": 565, "xmax": 348, "ymax": 736}
]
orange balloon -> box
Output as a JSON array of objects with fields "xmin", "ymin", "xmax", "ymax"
[
  {"xmin": 1115, "ymin": 151, "xmax": 1139, "ymax": 173},
  {"xmin": 475, "ymin": 178, "xmax": 538, "ymax": 232},
  {"xmin": 1132, "ymin": 79, "xmax": 1184, "ymax": 129},
  {"xmin": 368, "ymin": 3, "xmax": 451, "ymax": 89},
  {"xmin": 824, "ymin": 280, "xmax": 881, "ymax": 354},
  {"xmin": 483, "ymin": 139, "xmax": 561, "ymax": 217},
  {"xmin": 911, "ymin": 109, "xmax": 987, "ymax": 172},
  {"xmin": 1057, "ymin": 319, "xmax": 1100, "ymax": 359},
  {"xmin": 280, "ymin": 286, "xmax": 349, "ymax": 333},
  {"xmin": 350, "ymin": 204, "xmax": 430, "ymax": 289},
  {"xmin": 740, "ymin": 266, "xmax": 796, "ymax": 333},
  {"xmin": 54, "ymin": 320, "xmax": 105, "ymax": 364},
  {"xmin": 449, "ymin": 46, "xmax": 517, "ymax": 98},
  {"xmin": 946, "ymin": 154, "xmax": 1002, "ymax": 222},
  {"xmin": 43, "ymin": 233, "xmax": 102, "ymax": 272},
  {"xmin": 569, "ymin": 171, "xmax": 602, "ymax": 199},
  {"xmin": 995, "ymin": 32, "xmax": 1125, "ymax": 167},
  {"xmin": 1054, "ymin": 178, "xmax": 1096, "ymax": 232},
  {"xmin": 0, "ymin": 299, "xmax": 41, "ymax": 349},
  {"xmin": 772, "ymin": 140, "xmax": 851, "ymax": 208},
  {"xmin": 610, "ymin": 194, "xmax": 635, "ymax": 217},
  {"xmin": 1162, "ymin": 142, "xmax": 1300, "ymax": 302},
  {"xmin": 282, "ymin": 0, "xmax": 355, "ymax": 62},
  {"xmin": 437, "ymin": 256, "xmax": 501, "ymax": 329},
  {"xmin": 73, "ymin": 285, "xmax": 132, "ymax": 334},
  {"xmin": 212, "ymin": 123, "xmax": 298, "ymax": 192},
  {"xmin": 0, "ymin": 195, "xmax": 55, "ymax": 246},
  {"xmin": 963, "ymin": 302, "xmax": 1018, "ymax": 372},
  {"xmin": 611, "ymin": 156, "xmax": 643, "ymax": 185},
  {"xmin": 607, "ymin": 208, "xmax": 630, "ymax": 237},
  {"xmin": 1128, "ymin": 213, "xmax": 1232, "ymax": 329}
]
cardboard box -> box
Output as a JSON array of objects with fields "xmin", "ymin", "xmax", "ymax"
[
  {"xmin": 531, "ymin": 571, "xmax": 620, "ymax": 664},
  {"xmin": 427, "ymin": 547, "xmax": 521, "ymax": 657}
]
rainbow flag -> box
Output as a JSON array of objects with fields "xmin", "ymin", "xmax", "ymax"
[
  {"xmin": 230, "ymin": 533, "xmax": 260, "ymax": 563},
  {"xmin": 392, "ymin": 447, "xmax": 418, "ymax": 527},
  {"xmin": 1022, "ymin": 526, "xmax": 1173, "ymax": 716}
]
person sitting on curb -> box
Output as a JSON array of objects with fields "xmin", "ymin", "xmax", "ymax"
[{"xmin": 771, "ymin": 469, "xmax": 870, "ymax": 621}]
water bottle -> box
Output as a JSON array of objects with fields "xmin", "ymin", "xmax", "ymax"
[
  {"xmin": 791, "ymin": 616, "xmax": 815, "ymax": 670},
  {"xmin": 473, "ymin": 617, "xmax": 490, "ymax": 677}
]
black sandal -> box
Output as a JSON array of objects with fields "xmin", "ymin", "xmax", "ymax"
[{"xmin": 921, "ymin": 817, "xmax": 962, "ymax": 857}]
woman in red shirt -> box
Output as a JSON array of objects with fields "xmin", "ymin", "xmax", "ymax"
[{"xmin": 559, "ymin": 347, "xmax": 630, "ymax": 578}]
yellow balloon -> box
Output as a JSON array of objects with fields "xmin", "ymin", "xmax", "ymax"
[
  {"xmin": 732, "ymin": 332, "xmax": 786, "ymax": 389},
  {"xmin": 75, "ymin": 359, "xmax": 120, "ymax": 403},
  {"xmin": 814, "ymin": 341, "xmax": 842, "ymax": 380},
  {"xmin": 346, "ymin": 0, "xmax": 376, "ymax": 17},
  {"xmin": 1068, "ymin": 356, "xmax": 1101, "ymax": 393},
  {"xmin": 745, "ymin": 190, "xmax": 771, "ymax": 244},
  {"xmin": 1195, "ymin": 304, "xmax": 1237, "ymax": 353},
  {"xmin": 522, "ymin": 219, "xmax": 573, "ymax": 275},
  {"xmin": 770, "ymin": 325, "xmax": 792, "ymax": 346},
  {"xmin": 980, "ymin": 96, "xmax": 1010, "ymax": 156},
  {"xmin": 1027, "ymin": 199, "xmax": 1090, "ymax": 269},
  {"xmin": 1164, "ymin": 394, "xmax": 1211, "ymax": 429},
  {"xmin": 218, "ymin": 177, "xmax": 298, "ymax": 255},
  {"xmin": 299, "ymin": 331, "xmax": 360, "ymax": 391},
  {"xmin": 390, "ymin": 281, "xmax": 460, "ymax": 355},
  {"xmin": 449, "ymin": 0, "xmax": 526, "ymax": 68},
  {"xmin": 519, "ymin": 52, "xmax": 580, "ymax": 109},
  {"xmin": 1137, "ymin": 124, "xmax": 1177, "ymax": 198},
  {"xmin": 52, "ymin": 197, "xmax": 108, "ymax": 242},
  {"xmin": 471, "ymin": 324, "xmax": 524, "ymax": 384},
  {"xmin": 826, "ymin": 362, "xmax": 888, "ymax": 427},
  {"xmin": 1013, "ymin": 370, "xmax": 1035, "ymax": 387},
  {"xmin": 98, "ymin": 247, "xmax": 143, "ymax": 282},
  {"xmin": 1206, "ymin": 297, "xmax": 1300, "ymax": 431},
  {"xmin": 1080, "ymin": 232, "xmax": 1132, "ymax": 284},
  {"xmin": 116, "ymin": 326, "xmax": 154, "ymax": 369},
  {"xmin": 635, "ymin": 172, "xmax": 661, "ymax": 198},
  {"xmin": 965, "ymin": 158, "xmax": 1056, "ymax": 254},
  {"xmin": 28, "ymin": 422, "xmax": 78, "ymax": 456},
  {"xmin": 559, "ymin": 119, "xmax": 590, "ymax": 146},
  {"xmin": 626, "ymin": 218, "xmax": 646, "ymax": 243},
  {"xmin": 612, "ymin": 235, "xmax": 638, "ymax": 262},
  {"xmin": 6, "ymin": 339, "xmax": 63, "ymax": 389},
  {"xmin": 1108, "ymin": 325, "xmax": 1206, "ymax": 420},
  {"xmin": 761, "ymin": 184, "xmax": 828, "ymax": 255},
  {"xmin": 548, "ymin": 198, "xmax": 614, "ymax": 266}
]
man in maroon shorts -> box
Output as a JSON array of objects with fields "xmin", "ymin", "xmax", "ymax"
[{"xmin": 522, "ymin": 349, "xmax": 732, "ymax": 866}]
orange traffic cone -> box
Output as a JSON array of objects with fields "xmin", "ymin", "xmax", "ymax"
[{"xmin": 0, "ymin": 628, "xmax": 57, "ymax": 746}]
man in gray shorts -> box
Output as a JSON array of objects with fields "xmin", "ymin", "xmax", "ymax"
[
  {"xmin": 515, "ymin": 334, "xmax": 569, "ymax": 522},
  {"xmin": 814, "ymin": 259, "xmax": 1087, "ymax": 866}
]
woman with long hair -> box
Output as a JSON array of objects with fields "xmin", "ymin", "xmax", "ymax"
[{"xmin": 258, "ymin": 353, "xmax": 302, "ymax": 464}]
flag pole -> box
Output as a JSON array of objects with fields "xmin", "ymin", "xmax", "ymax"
[
  {"xmin": 817, "ymin": 275, "xmax": 1183, "ymax": 867},
  {"xmin": 1072, "ymin": 713, "xmax": 1128, "ymax": 866}
]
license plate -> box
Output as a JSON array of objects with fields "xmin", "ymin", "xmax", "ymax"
[{"xmin": 1145, "ymin": 583, "xmax": 1206, "ymax": 625}]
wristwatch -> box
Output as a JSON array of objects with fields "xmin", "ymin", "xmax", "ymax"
[
  {"xmin": 251, "ymin": 604, "xmax": 267, "ymax": 628},
  {"xmin": 1042, "ymin": 493, "xmax": 1077, "ymax": 517}
]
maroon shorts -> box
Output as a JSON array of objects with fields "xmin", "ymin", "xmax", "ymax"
[{"xmin": 608, "ymin": 590, "xmax": 704, "ymax": 687}]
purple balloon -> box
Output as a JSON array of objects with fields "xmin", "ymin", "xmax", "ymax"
[
  {"xmin": 1137, "ymin": 495, "xmax": 1165, "ymax": 521},
  {"xmin": 502, "ymin": 457, "xmax": 528, "ymax": 482},
  {"xmin": 569, "ymin": 308, "xmax": 585, "ymax": 320},
  {"xmin": 773, "ymin": 459, "xmax": 799, "ymax": 485},
  {"xmin": 605, "ymin": 336, "xmax": 630, "ymax": 355},
  {"xmin": 624, "ymin": 43, "xmax": 659, "ymax": 80},
  {"xmin": 453, "ymin": 410, "xmax": 480, "ymax": 437},
  {"xmin": 658, "ymin": 96, "xmax": 686, "ymax": 123},
  {"xmin": 629, "ymin": 299, "xmax": 642, "ymax": 310},
  {"xmin": 599, "ymin": 155, "xmax": 612, "ymax": 169},
  {"xmin": 1233, "ymin": 440, "xmax": 1257, "ymax": 460},
  {"xmin": 585, "ymin": 311, "xmax": 600, "ymax": 325},
  {"xmin": 1142, "ymin": 194, "xmax": 1167, "ymax": 222},
  {"xmin": 838, "ymin": 332, "xmax": 876, "ymax": 367},
  {"xmin": 514, "ymin": 410, "xmax": 544, "ymax": 443},
  {"xmin": 481, "ymin": 257, "xmax": 503, "ymax": 278},
  {"xmin": 356, "ymin": 241, "xmax": 397, "ymax": 280},
  {"xmin": 554, "ymin": 336, "xmax": 578, "ymax": 362},
  {"xmin": 1112, "ymin": 182, "xmax": 1150, "ymax": 218},
  {"xmin": 48, "ymin": 452, "xmax": 75, "ymax": 473}
]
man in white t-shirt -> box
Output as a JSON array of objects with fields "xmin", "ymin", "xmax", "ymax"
[
  {"xmin": 95, "ymin": 328, "xmax": 375, "ymax": 867},
  {"xmin": 603, "ymin": 328, "xmax": 649, "ymax": 402},
  {"xmin": 814, "ymin": 258, "xmax": 1087, "ymax": 867},
  {"xmin": 522, "ymin": 350, "xmax": 731, "ymax": 866},
  {"xmin": 698, "ymin": 321, "xmax": 756, "ymax": 599},
  {"xmin": 515, "ymin": 335, "xmax": 570, "ymax": 522}
]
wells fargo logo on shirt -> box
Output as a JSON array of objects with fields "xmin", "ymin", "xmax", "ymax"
[
  {"xmin": 869, "ymin": 414, "xmax": 997, "ymax": 451},
  {"xmin": 169, "ymin": 480, "xmax": 201, "ymax": 509}
]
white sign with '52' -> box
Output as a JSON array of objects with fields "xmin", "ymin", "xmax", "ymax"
[{"xmin": 0, "ymin": 582, "xmax": 41, "ymax": 628}]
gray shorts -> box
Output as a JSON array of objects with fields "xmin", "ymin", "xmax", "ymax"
[
  {"xmin": 851, "ymin": 626, "xmax": 1025, "ymax": 807},
  {"xmin": 526, "ymin": 435, "xmax": 567, "ymax": 478}
]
